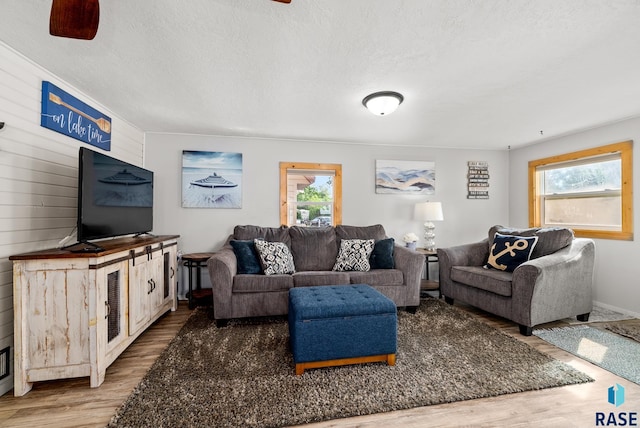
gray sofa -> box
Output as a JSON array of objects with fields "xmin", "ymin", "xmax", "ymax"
[
  {"xmin": 438, "ymin": 225, "xmax": 595, "ymax": 336},
  {"xmin": 207, "ymin": 224, "xmax": 424, "ymax": 325}
]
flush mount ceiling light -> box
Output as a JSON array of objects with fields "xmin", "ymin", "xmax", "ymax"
[{"xmin": 362, "ymin": 91, "xmax": 404, "ymax": 116}]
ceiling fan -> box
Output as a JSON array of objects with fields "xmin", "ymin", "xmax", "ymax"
[
  {"xmin": 49, "ymin": 0, "xmax": 99, "ymax": 40},
  {"xmin": 50, "ymin": 0, "xmax": 291, "ymax": 40}
]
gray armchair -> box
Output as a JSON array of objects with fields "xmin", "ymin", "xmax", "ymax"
[{"xmin": 438, "ymin": 225, "xmax": 595, "ymax": 335}]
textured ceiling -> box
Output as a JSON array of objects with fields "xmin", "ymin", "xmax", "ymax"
[{"xmin": 2, "ymin": 0, "xmax": 640, "ymax": 149}]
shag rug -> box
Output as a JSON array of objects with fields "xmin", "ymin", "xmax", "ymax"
[
  {"xmin": 605, "ymin": 320, "xmax": 640, "ymax": 344},
  {"xmin": 534, "ymin": 325, "xmax": 640, "ymax": 385},
  {"xmin": 109, "ymin": 299, "xmax": 592, "ymax": 428},
  {"xmin": 561, "ymin": 304, "xmax": 636, "ymax": 324}
]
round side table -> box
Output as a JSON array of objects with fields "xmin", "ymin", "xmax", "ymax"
[{"xmin": 182, "ymin": 252, "xmax": 214, "ymax": 309}]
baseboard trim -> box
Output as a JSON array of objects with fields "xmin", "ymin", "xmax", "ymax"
[{"xmin": 592, "ymin": 300, "xmax": 640, "ymax": 319}]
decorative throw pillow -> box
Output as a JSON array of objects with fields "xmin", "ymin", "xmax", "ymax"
[
  {"xmin": 333, "ymin": 239, "xmax": 375, "ymax": 272},
  {"xmin": 253, "ymin": 239, "xmax": 296, "ymax": 275},
  {"xmin": 369, "ymin": 238, "xmax": 395, "ymax": 269},
  {"xmin": 485, "ymin": 233, "xmax": 539, "ymax": 272},
  {"xmin": 230, "ymin": 240, "xmax": 263, "ymax": 274}
]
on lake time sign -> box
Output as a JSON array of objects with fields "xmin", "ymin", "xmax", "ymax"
[{"xmin": 40, "ymin": 81, "xmax": 111, "ymax": 151}]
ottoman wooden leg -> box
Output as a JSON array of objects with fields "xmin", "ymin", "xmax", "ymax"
[
  {"xmin": 387, "ymin": 353, "xmax": 396, "ymax": 366},
  {"xmin": 295, "ymin": 354, "xmax": 396, "ymax": 375}
]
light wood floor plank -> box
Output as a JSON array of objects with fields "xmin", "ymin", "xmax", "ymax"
[{"xmin": 1, "ymin": 301, "xmax": 638, "ymax": 427}]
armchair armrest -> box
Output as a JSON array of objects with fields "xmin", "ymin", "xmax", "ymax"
[
  {"xmin": 438, "ymin": 239, "xmax": 489, "ymax": 296},
  {"xmin": 512, "ymin": 238, "xmax": 595, "ymax": 326},
  {"xmin": 207, "ymin": 247, "xmax": 237, "ymax": 319},
  {"xmin": 438, "ymin": 239, "xmax": 489, "ymax": 267}
]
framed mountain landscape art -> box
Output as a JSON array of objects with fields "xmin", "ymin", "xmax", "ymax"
[
  {"xmin": 375, "ymin": 159, "xmax": 435, "ymax": 195},
  {"xmin": 182, "ymin": 151, "xmax": 242, "ymax": 208}
]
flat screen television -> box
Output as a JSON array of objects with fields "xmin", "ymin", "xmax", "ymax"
[{"xmin": 77, "ymin": 147, "xmax": 154, "ymax": 243}]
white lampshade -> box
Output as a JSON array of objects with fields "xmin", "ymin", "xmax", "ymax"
[
  {"xmin": 362, "ymin": 91, "xmax": 404, "ymax": 116},
  {"xmin": 414, "ymin": 201, "xmax": 444, "ymax": 221}
]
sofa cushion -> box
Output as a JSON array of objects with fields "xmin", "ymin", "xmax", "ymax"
[
  {"xmin": 289, "ymin": 226, "xmax": 338, "ymax": 271},
  {"xmin": 451, "ymin": 266, "xmax": 513, "ymax": 297},
  {"xmin": 229, "ymin": 240, "xmax": 263, "ymax": 274},
  {"xmin": 485, "ymin": 233, "xmax": 538, "ymax": 272},
  {"xmin": 292, "ymin": 271, "xmax": 350, "ymax": 287},
  {"xmin": 234, "ymin": 225, "xmax": 291, "ymax": 246},
  {"xmin": 369, "ymin": 238, "xmax": 395, "ymax": 269},
  {"xmin": 333, "ymin": 239, "xmax": 375, "ymax": 272},
  {"xmin": 489, "ymin": 225, "xmax": 574, "ymax": 259},
  {"xmin": 335, "ymin": 224, "xmax": 387, "ymax": 241},
  {"xmin": 254, "ymin": 240, "xmax": 296, "ymax": 275},
  {"xmin": 349, "ymin": 269, "xmax": 403, "ymax": 287},
  {"xmin": 233, "ymin": 274, "xmax": 294, "ymax": 293}
]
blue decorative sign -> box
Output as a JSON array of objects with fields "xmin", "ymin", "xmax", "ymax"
[{"xmin": 40, "ymin": 81, "xmax": 111, "ymax": 151}]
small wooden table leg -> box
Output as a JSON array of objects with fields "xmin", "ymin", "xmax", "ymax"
[{"xmin": 387, "ymin": 353, "xmax": 396, "ymax": 366}]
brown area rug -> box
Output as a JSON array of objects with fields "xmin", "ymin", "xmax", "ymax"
[
  {"xmin": 606, "ymin": 319, "xmax": 640, "ymax": 343},
  {"xmin": 108, "ymin": 298, "xmax": 592, "ymax": 428}
]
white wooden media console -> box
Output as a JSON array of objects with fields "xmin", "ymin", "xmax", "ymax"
[{"xmin": 10, "ymin": 235, "xmax": 179, "ymax": 396}]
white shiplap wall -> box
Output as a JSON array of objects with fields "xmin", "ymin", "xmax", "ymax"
[{"xmin": 0, "ymin": 42, "xmax": 145, "ymax": 396}]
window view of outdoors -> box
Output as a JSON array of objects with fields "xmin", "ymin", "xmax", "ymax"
[
  {"xmin": 280, "ymin": 162, "xmax": 342, "ymax": 227},
  {"xmin": 544, "ymin": 159, "xmax": 620, "ymax": 194},
  {"xmin": 529, "ymin": 140, "xmax": 631, "ymax": 240},
  {"xmin": 295, "ymin": 174, "xmax": 333, "ymax": 226},
  {"xmin": 542, "ymin": 158, "xmax": 621, "ymax": 230}
]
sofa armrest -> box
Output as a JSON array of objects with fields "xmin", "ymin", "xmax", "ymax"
[
  {"xmin": 393, "ymin": 245, "xmax": 425, "ymax": 303},
  {"xmin": 207, "ymin": 247, "xmax": 237, "ymax": 319},
  {"xmin": 512, "ymin": 238, "xmax": 595, "ymax": 326}
]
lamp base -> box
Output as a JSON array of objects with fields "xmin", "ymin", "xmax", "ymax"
[{"xmin": 424, "ymin": 221, "xmax": 437, "ymax": 252}]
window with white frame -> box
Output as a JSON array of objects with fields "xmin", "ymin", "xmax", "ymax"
[{"xmin": 528, "ymin": 141, "xmax": 633, "ymax": 240}]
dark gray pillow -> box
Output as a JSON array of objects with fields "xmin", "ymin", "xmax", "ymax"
[
  {"xmin": 233, "ymin": 225, "xmax": 291, "ymax": 247},
  {"xmin": 289, "ymin": 226, "xmax": 338, "ymax": 271},
  {"xmin": 335, "ymin": 224, "xmax": 387, "ymax": 240}
]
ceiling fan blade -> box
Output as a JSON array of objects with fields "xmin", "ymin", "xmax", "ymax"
[
  {"xmin": 272, "ymin": 0, "xmax": 292, "ymax": 3},
  {"xmin": 50, "ymin": 0, "xmax": 100, "ymax": 40}
]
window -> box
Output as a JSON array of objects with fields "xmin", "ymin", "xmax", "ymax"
[
  {"xmin": 279, "ymin": 162, "xmax": 342, "ymax": 227},
  {"xmin": 528, "ymin": 141, "xmax": 633, "ymax": 240}
]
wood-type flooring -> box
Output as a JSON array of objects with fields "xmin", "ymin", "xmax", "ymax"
[{"xmin": 1, "ymin": 300, "xmax": 638, "ymax": 428}]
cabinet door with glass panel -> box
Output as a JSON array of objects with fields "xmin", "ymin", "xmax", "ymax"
[{"xmin": 280, "ymin": 162, "xmax": 342, "ymax": 227}]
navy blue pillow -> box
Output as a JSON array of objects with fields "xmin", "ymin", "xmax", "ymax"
[
  {"xmin": 230, "ymin": 240, "xmax": 263, "ymax": 274},
  {"xmin": 369, "ymin": 238, "xmax": 395, "ymax": 269},
  {"xmin": 485, "ymin": 233, "xmax": 538, "ymax": 272}
]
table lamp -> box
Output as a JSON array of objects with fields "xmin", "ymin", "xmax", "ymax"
[{"xmin": 414, "ymin": 201, "xmax": 444, "ymax": 251}]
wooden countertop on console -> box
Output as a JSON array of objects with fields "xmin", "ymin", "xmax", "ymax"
[{"xmin": 9, "ymin": 235, "xmax": 180, "ymax": 261}]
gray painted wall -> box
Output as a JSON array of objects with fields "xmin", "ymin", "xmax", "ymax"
[
  {"xmin": 0, "ymin": 42, "xmax": 145, "ymax": 396},
  {"xmin": 509, "ymin": 116, "xmax": 640, "ymax": 316},
  {"xmin": 145, "ymin": 132, "xmax": 509, "ymax": 256},
  {"xmin": 147, "ymin": 127, "xmax": 640, "ymax": 317}
]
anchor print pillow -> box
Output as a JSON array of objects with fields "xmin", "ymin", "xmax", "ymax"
[{"xmin": 484, "ymin": 233, "xmax": 539, "ymax": 272}]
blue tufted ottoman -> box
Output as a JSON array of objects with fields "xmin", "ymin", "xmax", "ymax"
[{"xmin": 288, "ymin": 284, "xmax": 397, "ymax": 375}]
